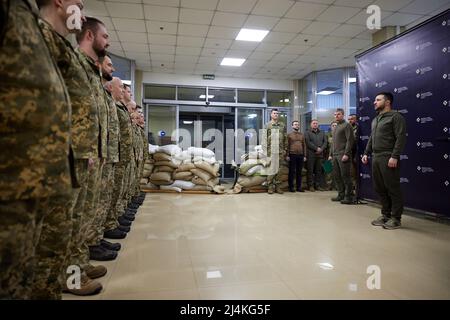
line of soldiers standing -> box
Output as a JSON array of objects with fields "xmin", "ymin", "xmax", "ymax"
[{"xmin": 0, "ymin": 0, "xmax": 148, "ymax": 299}]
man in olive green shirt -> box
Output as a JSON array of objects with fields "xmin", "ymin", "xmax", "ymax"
[
  {"xmin": 330, "ymin": 108, "xmax": 354, "ymax": 204},
  {"xmin": 362, "ymin": 92, "xmax": 406, "ymax": 230}
]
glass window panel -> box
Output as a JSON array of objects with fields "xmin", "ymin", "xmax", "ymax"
[
  {"xmin": 316, "ymin": 69, "xmax": 344, "ymax": 125},
  {"xmin": 178, "ymin": 86, "xmax": 206, "ymax": 101},
  {"xmin": 236, "ymin": 108, "xmax": 263, "ymax": 162},
  {"xmin": 147, "ymin": 105, "xmax": 176, "ymax": 146},
  {"xmin": 208, "ymin": 88, "xmax": 236, "ymax": 103},
  {"xmin": 237, "ymin": 90, "xmax": 265, "ymax": 104},
  {"xmin": 349, "ymin": 68, "xmax": 357, "ymax": 115},
  {"xmin": 144, "ymin": 84, "xmax": 176, "ymax": 100},
  {"xmin": 267, "ymin": 91, "xmax": 292, "ymax": 107}
]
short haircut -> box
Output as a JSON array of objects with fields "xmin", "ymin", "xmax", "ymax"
[
  {"xmin": 376, "ymin": 92, "xmax": 394, "ymax": 105},
  {"xmin": 271, "ymin": 109, "xmax": 278, "ymax": 113},
  {"xmin": 335, "ymin": 108, "xmax": 344, "ymax": 115},
  {"xmin": 330, "ymin": 121, "xmax": 337, "ymax": 125},
  {"xmin": 349, "ymin": 114, "xmax": 357, "ymax": 117},
  {"xmin": 76, "ymin": 17, "xmax": 105, "ymax": 44},
  {"xmin": 291, "ymin": 120, "xmax": 299, "ymax": 125},
  {"xmin": 123, "ymin": 84, "xmax": 131, "ymax": 89},
  {"xmin": 311, "ymin": 119, "xmax": 318, "ymax": 123},
  {"xmin": 36, "ymin": 0, "xmax": 51, "ymax": 8}
]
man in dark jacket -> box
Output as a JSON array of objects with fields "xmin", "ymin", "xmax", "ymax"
[
  {"xmin": 362, "ymin": 92, "xmax": 406, "ymax": 230},
  {"xmin": 304, "ymin": 119, "xmax": 327, "ymax": 192},
  {"xmin": 330, "ymin": 108, "xmax": 355, "ymax": 204},
  {"xmin": 287, "ymin": 120, "xmax": 306, "ymax": 192}
]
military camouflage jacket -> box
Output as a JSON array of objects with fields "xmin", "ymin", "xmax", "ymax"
[
  {"xmin": 104, "ymin": 90, "xmax": 119, "ymax": 163},
  {"xmin": 139, "ymin": 126, "xmax": 149, "ymax": 161},
  {"xmin": 116, "ymin": 102, "xmax": 133, "ymax": 162},
  {"xmin": 39, "ymin": 19, "xmax": 99, "ymax": 161},
  {"xmin": 261, "ymin": 121, "xmax": 288, "ymax": 157},
  {"xmin": 75, "ymin": 48, "xmax": 108, "ymax": 159},
  {"xmin": 0, "ymin": 0, "xmax": 71, "ymax": 200}
]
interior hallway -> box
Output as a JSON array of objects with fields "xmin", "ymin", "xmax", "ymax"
[{"xmin": 63, "ymin": 192, "xmax": 450, "ymax": 300}]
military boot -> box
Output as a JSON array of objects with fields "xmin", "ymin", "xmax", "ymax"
[
  {"xmin": 62, "ymin": 274, "xmax": 102, "ymax": 296},
  {"xmin": 84, "ymin": 264, "xmax": 107, "ymax": 279},
  {"xmin": 275, "ymin": 186, "xmax": 284, "ymax": 194}
]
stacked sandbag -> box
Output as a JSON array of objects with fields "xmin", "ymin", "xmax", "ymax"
[
  {"xmin": 233, "ymin": 145, "xmax": 289, "ymax": 193},
  {"xmin": 144, "ymin": 144, "xmax": 224, "ymax": 193},
  {"xmin": 140, "ymin": 155, "xmax": 155, "ymax": 188},
  {"xmin": 147, "ymin": 144, "xmax": 181, "ymax": 187}
]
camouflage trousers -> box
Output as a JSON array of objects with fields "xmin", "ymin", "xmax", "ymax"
[
  {"xmin": 133, "ymin": 159, "xmax": 144, "ymax": 197},
  {"xmin": 0, "ymin": 198, "xmax": 46, "ymax": 299},
  {"xmin": 78, "ymin": 159, "xmax": 104, "ymax": 269},
  {"xmin": 104, "ymin": 162, "xmax": 126, "ymax": 232},
  {"xmin": 267, "ymin": 153, "xmax": 285, "ymax": 190},
  {"xmin": 65, "ymin": 159, "xmax": 92, "ymax": 275},
  {"xmin": 118, "ymin": 162, "xmax": 131, "ymax": 214},
  {"xmin": 89, "ymin": 162, "xmax": 115, "ymax": 245},
  {"xmin": 30, "ymin": 188, "xmax": 76, "ymax": 300},
  {"xmin": 121, "ymin": 160, "xmax": 135, "ymax": 210},
  {"xmin": 126, "ymin": 159, "xmax": 137, "ymax": 203}
]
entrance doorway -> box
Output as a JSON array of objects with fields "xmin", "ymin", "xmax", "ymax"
[{"xmin": 179, "ymin": 111, "xmax": 235, "ymax": 179}]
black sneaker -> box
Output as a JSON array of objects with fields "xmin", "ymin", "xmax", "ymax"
[
  {"xmin": 100, "ymin": 239, "xmax": 121, "ymax": 251},
  {"xmin": 89, "ymin": 245, "xmax": 117, "ymax": 261},
  {"xmin": 122, "ymin": 213, "xmax": 135, "ymax": 221},
  {"xmin": 118, "ymin": 225, "xmax": 130, "ymax": 233},
  {"xmin": 340, "ymin": 198, "xmax": 353, "ymax": 205},
  {"xmin": 118, "ymin": 216, "xmax": 132, "ymax": 226},
  {"xmin": 383, "ymin": 218, "xmax": 401, "ymax": 230},
  {"xmin": 371, "ymin": 216, "xmax": 389, "ymax": 227},
  {"xmin": 104, "ymin": 228, "xmax": 127, "ymax": 239}
]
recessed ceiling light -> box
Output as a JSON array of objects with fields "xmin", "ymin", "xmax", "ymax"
[
  {"xmin": 206, "ymin": 271, "xmax": 222, "ymax": 279},
  {"xmin": 236, "ymin": 28, "xmax": 269, "ymax": 42},
  {"xmin": 220, "ymin": 57, "xmax": 245, "ymax": 67},
  {"xmin": 317, "ymin": 90, "xmax": 336, "ymax": 95}
]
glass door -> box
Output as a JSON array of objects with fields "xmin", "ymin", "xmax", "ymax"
[
  {"xmin": 146, "ymin": 104, "xmax": 177, "ymax": 146},
  {"xmin": 235, "ymin": 108, "xmax": 264, "ymax": 164}
]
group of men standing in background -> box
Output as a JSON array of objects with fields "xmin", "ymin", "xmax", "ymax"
[
  {"xmin": 0, "ymin": 0, "xmax": 148, "ymax": 299},
  {"xmin": 263, "ymin": 91, "xmax": 406, "ymax": 230}
]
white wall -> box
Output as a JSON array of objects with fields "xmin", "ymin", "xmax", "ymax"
[{"xmin": 141, "ymin": 72, "xmax": 294, "ymax": 91}]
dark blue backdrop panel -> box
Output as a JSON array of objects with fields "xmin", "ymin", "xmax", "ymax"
[{"xmin": 356, "ymin": 10, "xmax": 450, "ymax": 217}]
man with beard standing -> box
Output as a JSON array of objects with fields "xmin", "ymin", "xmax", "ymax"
[
  {"xmin": 286, "ymin": 120, "xmax": 306, "ymax": 192},
  {"xmin": 362, "ymin": 92, "xmax": 406, "ymax": 230},
  {"xmin": 85, "ymin": 54, "xmax": 124, "ymax": 264},
  {"xmin": 0, "ymin": 0, "xmax": 71, "ymax": 299},
  {"xmin": 33, "ymin": 0, "xmax": 104, "ymax": 298},
  {"xmin": 330, "ymin": 108, "xmax": 354, "ymax": 205},
  {"xmin": 74, "ymin": 16, "xmax": 112, "ymax": 280}
]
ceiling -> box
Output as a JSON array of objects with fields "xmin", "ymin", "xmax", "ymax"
[{"xmin": 84, "ymin": 0, "xmax": 450, "ymax": 80}]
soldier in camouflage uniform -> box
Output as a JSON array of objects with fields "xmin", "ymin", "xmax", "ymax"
[
  {"xmin": 105, "ymin": 79, "xmax": 135, "ymax": 237},
  {"xmin": 90, "ymin": 55, "xmax": 122, "ymax": 251},
  {"xmin": 103, "ymin": 77, "xmax": 130, "ymax": 239},
  {"xmin": 0, "ymin": 0, "xmax": 71, "ymax": 299},
  {"xmin": 74, "ymin": 17, "xmax": 110, "ymax": 272},
  {"xmin": 35, "ymin": 1, "xmax": 105, "ymax": 297},
  {"xmin": 262, "ymin": 109, "xmax": 288, "ymax": 194},
  {"xmin": 137, "ymin": 110, "xmax": 148, "ymax": 197},
  {"xmin": 131, "ymin": 111, "xmax": 143, "ymax": 199}
]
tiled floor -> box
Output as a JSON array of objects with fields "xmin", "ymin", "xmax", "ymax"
[{"xmin": 63, "ymin": 191, "xmax": 450, "ymax": 300}]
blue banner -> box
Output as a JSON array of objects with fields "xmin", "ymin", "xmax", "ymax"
[{"xmin": 356, "ymin": 9, "xmax": 450, "ymax": 217}]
